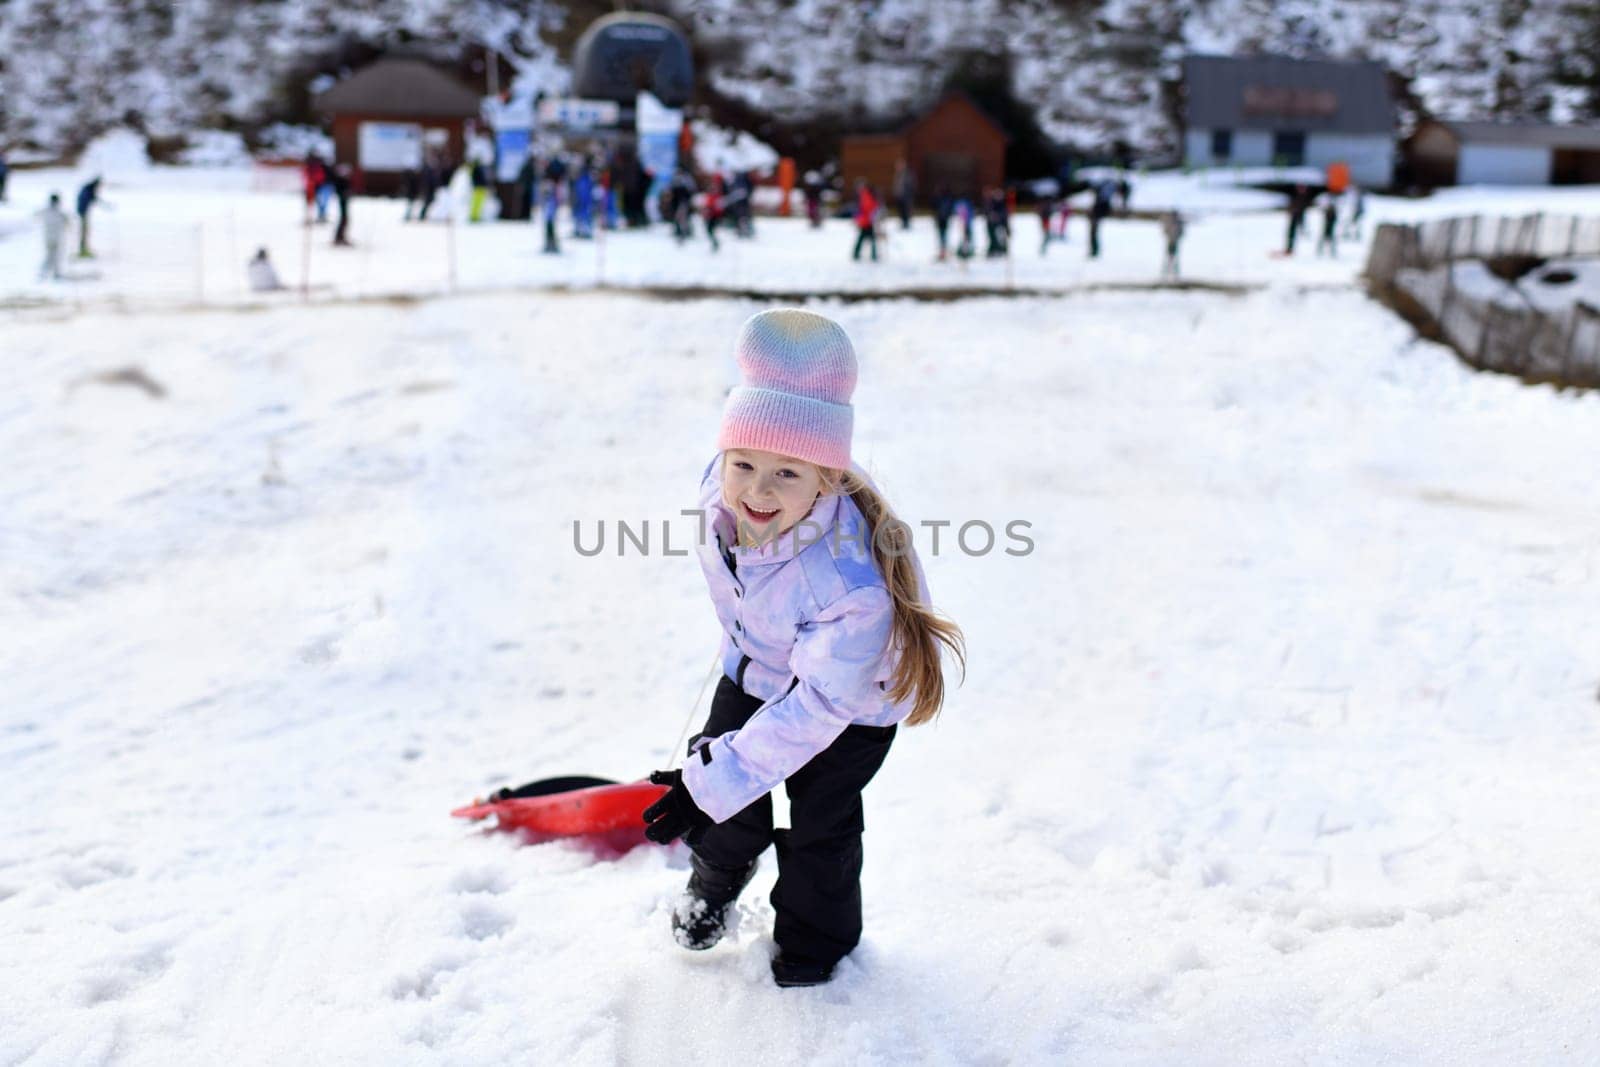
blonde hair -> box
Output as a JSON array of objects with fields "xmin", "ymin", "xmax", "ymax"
[{"xmin": 817, "ymin": 466, "xmax": 966, "ymax": 726}]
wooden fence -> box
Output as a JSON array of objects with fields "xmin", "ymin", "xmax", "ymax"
[{"xmin": 1365, "ymin": 214, "xmax": 1600, "ymax": 388}]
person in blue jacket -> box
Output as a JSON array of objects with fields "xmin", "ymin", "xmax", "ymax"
[
  {"xmin": 643, "ymin": 309, "xmax": 966, "ymax": 987},
  {"xmin": 541, "ymin": 154, "xmax": 567, "ymax": 254},
  {"xmin": 75, "ymin": 176, "xmax": 105, "ymax": 258},
  {"xmin": 571, "ymin": 158, "xmax": 595, "ymax": 238}
]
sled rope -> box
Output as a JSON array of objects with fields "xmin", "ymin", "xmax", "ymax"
[{"xmin": 668, "ymin": 655, "xmax": 723, "ymax": 770}]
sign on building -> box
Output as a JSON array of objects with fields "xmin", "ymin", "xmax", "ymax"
[
  {"xmin": 358, "ymin": 122, "xmax": 424, "ymax": 170},
  {"xmin": 636, "ymin": 91, "xmax": 682, "ymax": 223},
  {"xmin": 1241, "ymin": 86, "xmax": 1338, "ymax": 119},
  {"xmin": 495, "ymin": 129, "xmax": 532, "ymax": 182},
  {"xmin": 536, "ymin": 98, "xmax": 622, "ymax": 130}
]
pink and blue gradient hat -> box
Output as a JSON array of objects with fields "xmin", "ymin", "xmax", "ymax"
[{"xmin": 716, "ymin": 309, "xmax": 857, "ymax": 470}]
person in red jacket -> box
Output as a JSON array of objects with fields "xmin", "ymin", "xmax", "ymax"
[
  {"xmin": 704, "ymin": 173, "xmax": 726, "ymax": 253},
  {"xmin": 851, "ymin": 179, "xmax": 879, "ymax": 262},
  {"xmin": 302, "ymin": 152, "xmax": 328, "ymax": 224}
]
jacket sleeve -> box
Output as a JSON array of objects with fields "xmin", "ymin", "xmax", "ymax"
[{"xmin": 681, "ymin": 585, "xmax": 894, "ymax": 824}]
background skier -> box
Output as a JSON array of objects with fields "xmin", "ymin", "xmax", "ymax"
[
  {"xmin": 36, "ymin": 193, "xmax": 70, "ymax": 281},
  {"xmin": 329, "ymin": 165, "xmax": 352, "ymax": 247},
  {"xmin": 247, "ymin": 247, "xmax": 285, "ymax": 292},
  {"xmin": 851, "ymin": 180, "xmax": 879, "ymax": 262},
  {"xmin": 892, "ymin": 158, "xmax": 915, "ymax": 230},
  {"xmin": 75, "ymin": 176, "xmax": 106, "ymax": 259},
  {"xmin": 1088, "ymin": 179, "xmax": 1114, "ymax": 259},
  {"xmin": 1160, "ymin": 211, "xmax": 1185, "ymax": 279}
]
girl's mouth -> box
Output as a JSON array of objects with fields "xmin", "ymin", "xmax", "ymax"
[{"xmin": 742, "ymin": 502, "xmax": 780, "ymax": 523}]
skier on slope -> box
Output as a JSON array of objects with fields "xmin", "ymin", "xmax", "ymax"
[
  {"xmin": 75, "ymin": 176, "xmax": 107, "ymax": 259},
  {"xmin": 933, "ymin": 186, "xmax": 954, "ymax": 261},
  {"xmin": 1088, "ymin": 179, "xmax": 1114, "ymax": 259},
  {"xmin": 36, "ymin": 193, "xmax": 71, "ymax": 281},
  {"xmin": 703, "ymin": 173, "xmax": 727, "ymax": 252},
  {"xmin": 541, "ymin": 154, "xmax": 567, "ymax": 254},
  {"xmin": 1315, "ymin": 192, "xmax": 1339, "ymax": 258},
  {"xmin": 850, "ymin": 180, "xmax": 879, "ymax": 262},
  {"xmin": 571, "ymin": 158, "xmax": 595, "ymax": 239},
  {"xmin": 892, "ymin": 157, "xmax": 915, "ymax": 231},
  {"xmin": 247, "ymin": 247, "xmax": 286, "ymax": 291},
  {"xmin": 802, "ymin": 170, "xmax": 824, "ymax": 229},
  {"xmin": 642, "ymin": 310, "xmax": 966, "ymax": 988},
  {"xmin": 1160, "ymin": 211, "xmax": 1185, "ymax": 279}
]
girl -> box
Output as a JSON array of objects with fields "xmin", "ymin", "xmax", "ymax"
[{"xmin": 643, "ymin": 309, "xmax": 965, "ymax": 987}]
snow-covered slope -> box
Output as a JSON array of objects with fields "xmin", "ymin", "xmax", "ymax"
[{"xmin": 5, "ymin": 268, "xmax": 1600, "ymax": 1063}]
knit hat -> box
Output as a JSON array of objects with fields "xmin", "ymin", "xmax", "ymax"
[{"xmin": 717, "ymin": 309, "xmax": 857, "ymax": 470}]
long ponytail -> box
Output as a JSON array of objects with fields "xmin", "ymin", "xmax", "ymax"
[{"xmin": 820, "ymin": 468, "xmax": 966, "ymax": 725}]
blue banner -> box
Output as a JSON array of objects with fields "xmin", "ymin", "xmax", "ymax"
[{"xmin": 495, "ymin": 128, "xmax": 532, "ymax": 183}]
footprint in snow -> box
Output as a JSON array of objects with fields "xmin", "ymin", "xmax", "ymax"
[
  {"xmin": 57, "ymin": 852, "xmax": 136, "ymax": 890},
  {"xmin": 449, "ymin": 867, "xmax": 510, "ymax": 896},
  {"xmin": 297, "ymin": 635, "xmax": 341, "ymax": 666},
  {"xmin": 78, "ymin": 942, "xmax": 175, "ymax": 1006},
  {"xmin": 389, "ymin": 952, "xmax": 468, "ymax": 1001},
  {"xmin": 459, "ymin": 900, "xmax": 515, "ymax": 942}
]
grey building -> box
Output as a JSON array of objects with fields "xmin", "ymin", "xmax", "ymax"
[
  {"xmin": 1182, "ymin": 55, "xmax": 1395, "ymax": 187},
  {"xmin": 1407, "ymin": 120, "xmax": 1600, "ymax": 187}
]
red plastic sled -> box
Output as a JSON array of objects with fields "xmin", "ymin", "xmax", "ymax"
[{"xmin": 451, "ymin": 776, "xmax": 669, "ymax": 838}]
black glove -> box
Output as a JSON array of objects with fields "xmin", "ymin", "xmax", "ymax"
[{"xmin": 642, "ymin": 768, "xmax": 715, "ymax": 845}]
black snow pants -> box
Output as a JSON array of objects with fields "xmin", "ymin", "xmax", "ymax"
[
  {"xmin": 852, "ymin": 226, "xmax": 878, "ymax": 261},
  {"xmin": 690, "ymin": 675, "xmax": 896, "ymax": 966}
]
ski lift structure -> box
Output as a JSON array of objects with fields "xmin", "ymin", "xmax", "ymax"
[
  {"xmin": 532, "ymin": 12, "xmax": 695, "ymax": 226},
  {"xmin": 541, "ymin": 12, "xmax": 693, "ymax": 147}
]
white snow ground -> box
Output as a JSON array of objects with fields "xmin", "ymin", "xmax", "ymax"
[
  {"xmin": 0, "ymin": 157, "xmax": 1364, "ymax": 311},
  {"xmin": 4, "ymin": 166, "xmax": 1600, "ymax": 1065}
]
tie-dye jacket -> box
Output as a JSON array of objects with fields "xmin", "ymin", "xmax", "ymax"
[{"xmin": 681, "ymin": 454, "xmax": 930, "ymax": 823}]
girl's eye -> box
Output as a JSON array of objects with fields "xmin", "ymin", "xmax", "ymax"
[
  {"xmin": 777, "ymin": 469, "xmax": 797, "ymax": 479},
  {"xmin": 733, "ymin": 461, "xmax": 753, "ymax": 471}
]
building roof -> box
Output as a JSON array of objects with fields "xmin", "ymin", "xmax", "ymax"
[
  {"xmin": 315, "ymin": 59, "xmax": 482, "ymax": 119},
  {"xmin": 1183, "ymin": 54, "xmax": 1393, "ymax": 135},
  {"xmin": 1437, "ymin": 120, "xmax": 1600, "ymax": 150},
  {"xmin": 908, "ymin": 91, "xmax": 1010, "ymax": 144}
]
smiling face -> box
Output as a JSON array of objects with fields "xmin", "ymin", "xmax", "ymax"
[{"xmin": 721, "ymin": 448, "xmax": 828, "ymax": 546}]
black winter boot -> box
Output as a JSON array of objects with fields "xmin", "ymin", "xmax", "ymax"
[
  {"xmin": 770, "ymin": 952, "xmax": 836, "ymax": 988},
  {"xmin": 672, "ymin": 855, "xmax": 758, "ymax": 950}
]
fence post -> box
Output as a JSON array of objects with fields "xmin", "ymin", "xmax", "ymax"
[
  {"xmin": 1514, "ymin": 303, "xmax": 1542, "ymax": 377},
  {"xmin": 1568, "ymin": 214, "xmax": 1580, "ymax": 257},
  {"xmin": 300, "ymin": 218, "xmax": 311, "ymax": 301},
  {"xmin": 447, "ymin": 206, "xmax": 458, "ymax": 293},
  {"xmin": 1439, "ymin": 251, "xmax": 1456, "ymax": 337},
  {"xmin": 1475, "ymin": 297, "xmax": 1496, "ymax": 369},
  {"xmin": 1592, "ymin": 304, "xmax": 1600, "ymax": 385},
  {"xmin": 1558, "ymin": 305, "xmax": 1581, "ymax": 385}
]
